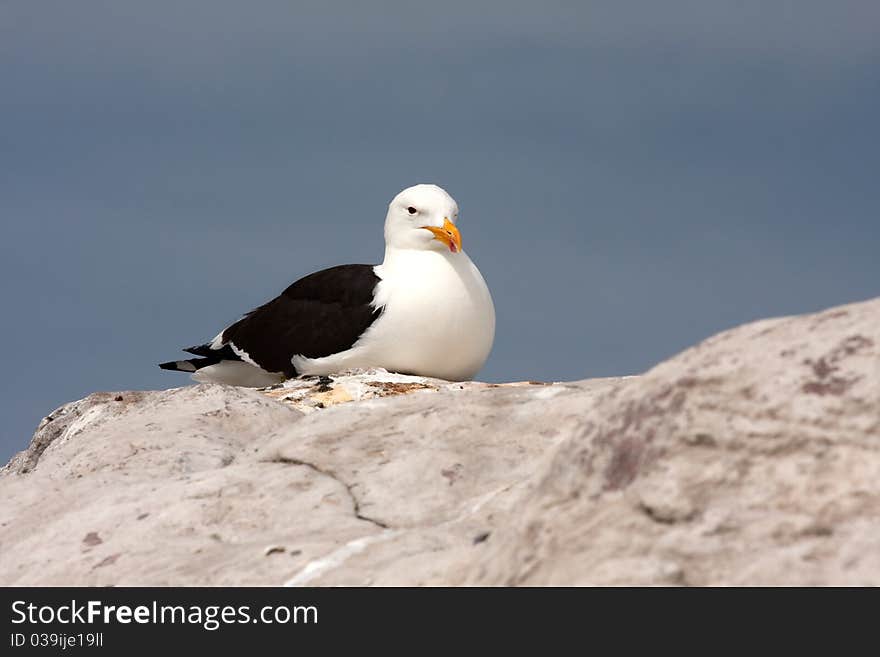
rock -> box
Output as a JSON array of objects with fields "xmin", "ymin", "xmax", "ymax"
[
  {"xmin": 463, "ymin": 298, "xmax": 880, "ymax": 585},
  {"xmin": 1, "ymin": 298, "xmax": 878, "ymax": 585},
  {"xmin": 0, "ymin": 372, "xmax": 623, "ymax": 585}
]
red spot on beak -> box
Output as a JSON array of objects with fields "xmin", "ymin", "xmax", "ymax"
[{"xmin": 421, "ymin": 218, "xmax": 462, "ymax": 253}]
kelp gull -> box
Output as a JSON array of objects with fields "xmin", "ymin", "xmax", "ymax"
[{"xmin": 159, "ymin": 184, "xmax": 495, "ymax": 385}]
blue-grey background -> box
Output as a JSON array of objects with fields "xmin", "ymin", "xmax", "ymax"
[{"xmin": 2, "ymin": 1, "xmax": 878, "ymax": 462}]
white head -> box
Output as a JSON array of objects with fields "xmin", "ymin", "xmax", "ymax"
[{"xmin": 384, "ymin": 184, "xmax": 463, "ymax": 253}]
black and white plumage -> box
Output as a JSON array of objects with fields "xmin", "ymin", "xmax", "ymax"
[
  {"xmin": 159, "ymin": 184, "xmax": 495, "ymax": 385},
  {"xmin": 162, "ymin": 265, "xmax": 382, "ymax": 384}
]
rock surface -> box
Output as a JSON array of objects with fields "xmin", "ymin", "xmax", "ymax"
[{"xmin": 1, "ymin": 297, "xmax": 878, "ymax": 585}]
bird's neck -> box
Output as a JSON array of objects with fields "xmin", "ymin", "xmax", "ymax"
[{"xmin": 380, "ymin": 246, "xmax": 465, "ymax": 274}]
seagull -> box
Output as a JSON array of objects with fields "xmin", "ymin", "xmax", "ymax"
[{"xmin": 159, "ymin": 184, "xmax": 495, "ymax": 385}]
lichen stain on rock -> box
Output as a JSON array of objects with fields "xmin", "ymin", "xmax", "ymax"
[
  {"xmin": 801, "ymin": 335, "xmax": 873, "ymax": 396},
  {"xmin": 590, "ymin": 384, "xmax": 690, "ymax": 491},
  {"xmin": 368, "ymin": 381, "xmax": 432, "ymax": 396},
  {"xmin": 802, "ymin": 378, "xmax": 859, "ymax": 396},
  {"xmin": 604, "ymin": 436, "xmax": 646, "ymax": 491},
  {"xmin": 92, "ymin": 553, "xmax": 120, "ymax": 569}
]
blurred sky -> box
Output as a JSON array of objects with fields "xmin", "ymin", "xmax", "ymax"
[{"xmin": 2, "ymin": 1, "xmax": 878, "ymax": 461}]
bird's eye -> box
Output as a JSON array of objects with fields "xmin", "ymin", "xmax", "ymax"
[{"xmin": 407, "ymin": 206, "xmax": 417, "ymax": 215}]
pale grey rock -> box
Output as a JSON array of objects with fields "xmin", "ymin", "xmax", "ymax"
[
  {"xmin": 463, "ymin": 298, "xmax": 880, "ymax": 585},
  {"xmin": 0, "ymin": 386, "xmax": 365, "ymax": 586},
  {"xmin": 262, "ymin": 376, "xmax": 624, "ymax": 585},
  {"xmin": 1, "ymin": 298, "xmax": 878, "ymax": 586},
  {"xmin": 0, "ymin": 373, "xmax": 623, "ymax": 585}
]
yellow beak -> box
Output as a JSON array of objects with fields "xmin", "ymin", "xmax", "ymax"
[{"xmin": 421, "ymin": 218, "xmax": 462, "ymax": 253}]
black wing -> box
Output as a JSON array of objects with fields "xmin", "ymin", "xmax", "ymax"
[{"xmin": 189, "ymin": 264, "xmax": 382, "ymax": 377}]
